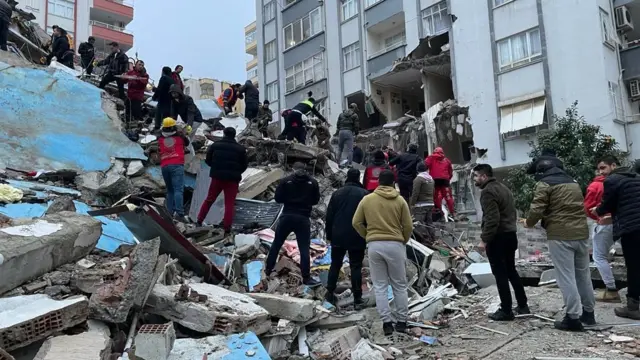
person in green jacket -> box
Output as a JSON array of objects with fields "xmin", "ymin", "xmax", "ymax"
[{"xmin": 525, "ymin": 160, "xmax": 594, "ymax": 332}]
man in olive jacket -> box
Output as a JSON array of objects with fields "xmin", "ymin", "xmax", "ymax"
[
  {"xmin": 473, "ymin": 164, "xmax": 529, "ymax": 321},
  {"xmin": 525, "ymin": 160, "xmax": 594, "ymax": 331}
]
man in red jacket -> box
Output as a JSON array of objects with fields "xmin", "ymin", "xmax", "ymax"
[
  {"xmin": 363, "ymin": 150, "xmax": 393, "ymax": 192},
  {"xmin": 171, "ymin": 65, "xmax": 184, "ymax": 90},
  {"xmin": 585, "ymin": 161, "xmax": 620, "ymax": 302},
  {"xmin": 159, "ymin": 117, "xmax": 190, "ymax": 222},
  {"xmin": 425, "ymin": 147, "xmax": 455, "ymax": 216},
  {"xmin": 122, "ymin": 60, "xmax": 149, "ymax": 123}
]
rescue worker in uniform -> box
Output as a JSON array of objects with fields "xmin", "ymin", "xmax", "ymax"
[
  {"xmin": 282, "ymin": 91, "xmax": 327, "ymax": 144},
  {"xmin": 218, "ymin": 83, "xmax": 243, "ymax": 115},
  {"xmin": 159, "ymin": 118, "xmax": 190, "ymax": 222},
  {"xmin": 363, "ymin": 150, "xmax": 393, "ymax": 192}
]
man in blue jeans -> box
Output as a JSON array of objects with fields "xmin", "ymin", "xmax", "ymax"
[
  {"xmin": 265, "ymin": 162, "xmax": 321, "ymax": 287},
  {"xmin": 159, "ymin": 117, "xmax": 190, "ymax": 222}
]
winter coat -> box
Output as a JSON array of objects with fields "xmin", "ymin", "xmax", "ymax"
[
  {"xmin": 152, "ymin": 74, "xmax": 175, "ymax": 105},
  {"xmin": 0, "ymin": 0, "xmax": 11, "ymax": 22},
  {"xmin": 97, "ymin": 50, "xmax": 128, "ymax": 75},
  {"xmin": 238, "ymin": 80, "xmax": 260, "ymax": 107},
  {"xmin": 336, "ymin": 109, "xmax": 359, "ymax": 133},
  {"xmin": 584, "ymin": 176, "xmax": 612, "ymax": 224},
  {"xmin": 275, "ymin": 172, "xmax": 321, "ymax": 218},
  {"xmin": 479, "ymin": 178, "xmax": 518, "ymax": 243},
  {"xmin": 353, "ymin": 146, "xmax": 364, "ymax": 164},
  {"xmin": 425, "ymin": 148, "xmax": 453, "ymax": 182},
  {"xmin": 526, "ymin": 167, "xmax": 589, "ymax": 241},
  {"xmin": 78, "ymin": 41, "xmax": 95, "ymax": 62},
  {"xmin": 293, "ymin": 100, "xmax": 327, "ymax": 124},
  {"xmin": 47, "ymin": 34, "xmax": 72, "ymax": 64},
  {"xmin": 526, "ymin": 154, "xmax": 564, "ymax": 175},
  {"xmin": 390, "ymin": 151, "xmax": 421, "ymax": 182},
  {"xmin": 362, "ymin": 159, "xmax": 393, "ymax": 191},
  {"xmin": 409, "ymin": 172, "xmax": 434, "ymax": 208},
  {"xmin": 325, "ymin": 182, "xmax": 368, "ymax": 249},
  {"xmin": 171, "ymin": 72, "xmax": 184, "ymax": 90},
  {"xmin": 124, "ymin": 69, "xmax": 149, "ymax": 101},
  {"xmin": 313, "ymin": 124, "xmax": 331, "ymax": 145},
  {"xmin": 596, "ymin": 167, "xmax": 640, "ymax": 237},
  {"xmin": 352, "ymin": 186, "xmax": 413, "ymax": 244},
  {"xmin": 205, "ymin": 137, "xmax": 248, "ymax": 182},
  {"xmin": 169, "ymin": 84, "xmax": 203, "ymax": 126}
]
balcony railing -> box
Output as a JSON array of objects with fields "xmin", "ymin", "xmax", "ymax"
[
  {"xmin": 104, "ymin": 0, "xmax": 134, "ymax": 7},
  {"xmin": 368, "ymin": 39, "xmax": 406, "ymax": 59},
  {"xmin": 90, "ymin": 20, "xmax": 132, "ymax": 34}
]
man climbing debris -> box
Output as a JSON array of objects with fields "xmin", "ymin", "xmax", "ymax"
[
  {"xmin": 265, "ymin": 162, "xmax": 321, "ymax": 288},
  {"xmin": 78, "ymin": 36, "xmax": 96, "ymax": 76},
  {"xmin": 169, "ymin": 84, "xmax": 203, "ymax": 128},
  {"xmin": 218, "ymin": 83, "xmax": 242, "ymax": 115},
  {"xmin": 171, "ymin": 65, "xmax": 184, "ymax": 90},
  {"xmin": 311, "ymin": 118, "xmax": 334, "ymax": 159},
  {"xmin": 362, "ymin": 150, "xmax": 392, "ymax": 192},
  {"xmin": 390, "ymin": 143, "xmax": 421, "ymax": 203},
  {"xmin": 425, "ymin": 147, "xmax": 455, "ymax": 217},
  {"xmin": 46, "ymin": 27, "xmax": 74, "ymax": 69},
  {"xmin": 410, "ymin": 162, "xmax": 435, "ymax": 241},
  {"xmin": 152, "ymin": 67, "xmax": 175, "ymax": 131},
  {"xmin": 96, "ymin": 42, "xmax": 129, "ymax": 100},
  {"xmin": 238, "ymin": 80, "xmax": 260, "ymax": 120},
  {"xmin": 336, "ymin": 103, "xmax": 360, "ymax": 167},
  {"xmin": 122, "ymin": 60, "xmax": 149, "ymax": 123},
  {"xmin": 257, "ymin": 100, "xmax": 273, "ymax": 138},
  {"xmin": 159, "ymin": 118, "xmax": 190, "ymax": 223},
  {"xmin": 281, "ymin": 91, "xmax": 327, "ymax": 144}
]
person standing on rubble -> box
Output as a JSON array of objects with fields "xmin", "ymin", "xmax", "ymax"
[
  {"xmin": 265, "ymin": 162, "xmax": 322, "ymax": 288},
  {"xmin": 336, "ymin": 103, "xmax": 360, "ymax": 168},
  {"xmin": 159, "ymin": 118, "xmax": 190, "ymax": 223},
  {"xmin": 197, "ymin": 127, "xmax": 248, "ymax": 236},
  {"xmin": 238, "ymin": 80, "xmax": 260, "ymax": 120},
  {"xmin": 410, "ymin": 162, "xmax": 435, "ymax": 241},
  {"xmin": 584, "ymin": 157, "xmax": 620, "ymax": 303},
  {"xmin": 473, "ymin": 164, "xmax": 529, "ymax": 321},
  {"xmin": 0, "ymin": 0, "xmax": 10, "ymax": 51},
  {"xmin": 594, "ymin": 155, "xmax": 640, "ymax": 320},
  {"xmin": 363, "ymin": 150, "xmax": 393, "ymax": 192},
  {"xmin": 363, "ymin": 144, "xmax": 377, "ymax": 166},
  {"xmin": 78, "ymin": 37, "xmax": 96, "ymax": 76},
  {"xmin": 122, "ymin": 60, "xmax": 149, "ymax": 123},
  {"xmin": 353, "ymin": 170, "xmax": 413, "ymax": 335},
  {"xmin": 353, "ymin": 144, "xmax": 364, "ymax": 165},
  {"xmin": 311, "ymin": 118, "xmax": 334, "ymax": 159},
  {"xmin": 257, "ymin": 100, "xmax": 273, "ymax": 138},
  {"xmin": 96, "ymin": 41, "xmax": 129, "ymax": 100},
  {"xmin": 282, "ymin": 91, "xmax": 328, "ymax": 144},
  {"xmin": 152, "ymin": 67, "xmax": 175, "ymax": 131},
  {"xmin": 169, "ymin": 84, "xmax": 203, "ymax": 129},
  {"xmin": 46, "ymin": 27, "xmax": 74, "ymax": 69},
  {"xmin": 171, "ymin": 65, "xmax": 184, "ymax": 90},
  {"xmin": 217, "ymin": 83, "xmax": 243, "ymax": 115},
  {"xmin": 425, "ymin": 147, "xmax": 455, "ymax": 217},
  {"xmin": 525, "ymin": 160, "xmax": 594, "ymax": 331},
  {"xmin": 390, "ymin": 144, "xmax": 422, "ymax": 202},
  {"xmin": 325, "ymin": 168, "xmax": 369, "ymax": 308}
]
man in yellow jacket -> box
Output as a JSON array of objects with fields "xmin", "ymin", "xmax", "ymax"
[{"xmin": 352, "ymin": 169, "xmax": 413, "ymax": 336}]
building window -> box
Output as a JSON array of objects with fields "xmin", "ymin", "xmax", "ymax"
[
  {"xmin": 47, "ymin": 0, "xmax": 74, "ymax": 19},
  {"xmin": 265, "ymin": 40, "xmax": 277, "ymax": 62},
  {"xmin": 247, "ymin": 68, "xmax": 258, "ymax": 79},
  {"xmin": 263, "ymin": 1, "xmax": 276, "ymax": 23},
  {"xmin": 609, "ymin": 82, "xmax": 623, "ymax": 120},
  {"xmin": 266, "ymin": 82, "xmax": 279, "ymax": 102},
  {"xmin": 365, "ymin": 0, "xmax": 381, "ymax": 8},
  {"xmin": 314, "ymin": 98, "xmax": 326, "ymax": 118},
  {"xmin": 343, "ymin": 42, "xmax": 361, "ymax": 71},
  {"xmin": 493, "ymin": 0, "xmax": 514, "ymax": 7},
  {"xmin": 245, "ymin": 30, "xmax": 256, "ymax": 45},
  {"xmin": 497, "ymin": 28, "xmax": 541, "ymax": 71},
  {"xmin": 285, "ymin": 52, "xmax": 324, "ymax": 93},
  {"xmin": 499, "ymin": 97, "xmax": 546, "ymax": 134},
  {"xmin": 342, "ymin": 0, "xmax": 358, "ymax": 21},
  {"xmin": 421, "ymin": 1, "xmax": 450, "ymax": 37},
  {"xmin": 384, "ymin": 31, "xmax": 406, "ymax": 49},
  {"xmin": 600, "ymin": 8, "xmax": 615, "ymax": 46},
  {"xmin": 284, "ymin": 7, "xmax": 322, "ymax": 50}
]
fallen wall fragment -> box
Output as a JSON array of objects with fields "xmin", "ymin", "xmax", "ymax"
[
  {"xmin": 167, "ymin": 332, "xmax": 271, "ymax": 360},
  {"xmin": 248, "ymin": 293, "xmax": 317, "ymax": 322},
  {"xmin": 0, "ymin": 212, "xmax": 102, "ymax": 295},
  {"xmin": 33, "ymin": 320, "xmax": 111, "ymax": 360}
]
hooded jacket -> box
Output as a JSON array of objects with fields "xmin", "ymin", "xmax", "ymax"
[
  {"xmin": 336, "ymin": 109, "xmax": 359, "ymax": 133},
  {"xmin": 169, "ymin": 84, "xmax": 203, "ymax": 126},
  {"xmin": 205, "ymin": 136, "xmax": 248, "ymax": 182},
  {"xmin": 97, "ymin": 50, "xmax": 128, "ymax": 75},
  {"xmin": 526, "ymin": 153, "xmax": 564, "ymax": 175},
  {"xmin": 526, "ymin": 167, "xmax": 589, "ymax": 240},
  {"xmin": 238, "ymin": 80, "xmax": 260, "ymax": 107},
  {"xmin": 275, "ymin": 172, "xmax": 321, "ymax": 218},
  {"xmin": 325, "ymin": 181, "xmax": 368, "ymax": 249},
  {"xmin": 124, "ymin": 69, "xmax": 149, "ymax": 101},
  {"xmin": 352, "ymin": 186, "xmax": 413, "ymax": 243},
  {"xmin": 425, "ymin": 147, "xmax": 453, "ymax": 182},
  {"xmin": 410, "ymin": 172, "xmax": 434, "ymax": 208},
  {"xmin": 479, "ymin": 178, "xmax": 518, "ymax": 243},
  {"xmin": 0, "ymin": 0, "xmax": 12, "ymax": 23},
  {"xmin": 390, "ymin": 150, "xmax": 421, "ymax": 182},
  {"xmin": 584, "ymin": 176, "xmax": 612, "ymax": 224},
  {"xmin": 596, "ymin": 167, "xmax": 640, "ymax": 237}
]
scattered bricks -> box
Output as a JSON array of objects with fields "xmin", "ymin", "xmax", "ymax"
[
  {"xmin": 145, "ymin": 283, "xmax": 271, "ymax": 335},
  {"xmin": 134, "ymin": 323, "xmax": 176, "ymax": 360},
  {"xmin": 33, "ymin": 320, "xmax": 111, "ymax": 360},
  {"xmin": 309, "ymin": 326, "xmax": 361, "ymax": 360},
  {"xmin": 89, "ymin": 238, "xmax": 161, "ymax": 323},
  {"xmin": 248, "ymin": 293, "xmax": 316, "ymax": 322},
  {"xmin": 0, "ymin": 295, "xmax": 89, "ymax": 351}
]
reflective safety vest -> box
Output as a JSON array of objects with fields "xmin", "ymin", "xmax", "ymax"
[{"xmin": 217, "ymin": 87, "xmax": 234, "ymax": 107}]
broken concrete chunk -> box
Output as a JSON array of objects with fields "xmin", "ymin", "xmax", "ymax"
[
  {"xmin": 89, "ymin": 238, "xmax": 161, "ymax": 323},
  {"xmin": 309, "ymin": 326, "xmax": 361, "ymax": 360},
  {"xmin": 238, "ymin": 168, "xmax": 284, "ymax": 199},
  {"xmin": 0, "ymin": 212, "xmax": 102, "ymax": 295},
  {"xmin": 248, "ymin": 293, "xmax": 316, "ymax": 322},
  {"xmin": 44, "ymin": 196, "xmax": 76, "ymax": 215},
  {"xmin": 126, "ymin": 160, "xmax": 145, "ymax": 177},
  {"xmin": 33, "ymin": 320, "xmax": 111, "ymax": 360},
  {"xmin": 0, "ymin": 295, "xmax": 89, "ymax": 351},
  {"xmin": 308, "ymin": 312, "xmax": 366, "ymax": 330},
  {"xmin": 134, "ymin": 322, "xmax": 176, "ymax": 360},
  {"xmin": 76, "ymin": 171, "xmax": 130, "ymax": 197},
  {"xmin": 146, "ymin": 283, "xmax": 271, "ymax": 335},
  {"xmin": 168, "ymin": 332, "xmax": 271, "ymax": 360}
]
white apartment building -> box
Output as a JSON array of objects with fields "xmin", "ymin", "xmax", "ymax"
[
  {"xmin": 255, "ymin": 0, "xmax": 640, "ymax": 168},
  {"xmin": 16, "ymin": 0, "xmax": 134, "ymax": 60}
]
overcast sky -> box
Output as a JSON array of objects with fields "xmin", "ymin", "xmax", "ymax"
[{"xmin": 126, "ymin": 0, "xmax": 256, "ymax": 84}]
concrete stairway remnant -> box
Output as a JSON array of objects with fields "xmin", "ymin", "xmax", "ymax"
[
  {"xmin": 0, "ymin": 295, "xmax": 89, "ymax": 351},
  {"xmin": 33, "ymin": 320, "xmax": 111, "ymax": 360},
  {"xmin": 0, "ymin": 212, "xmax": 102, "ymax": 295}
]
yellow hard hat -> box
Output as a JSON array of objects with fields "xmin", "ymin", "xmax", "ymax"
[{"xmin": 162, "ymin": 117, "xmax": 176, "ymax": 128}]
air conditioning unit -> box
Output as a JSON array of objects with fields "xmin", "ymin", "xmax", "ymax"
[
  {"xmin": 615, "ymin": 5, "xmax": 634, "ymax": 33},
  {"xmin": 630, "ymin": 80, "xmax": 640, "ymax": 99}
]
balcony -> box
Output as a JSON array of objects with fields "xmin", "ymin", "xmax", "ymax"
[
  {"xmin": 621, "ymin": 45, "xmax": 640, "ymax": 82},
  {"xmin": 246, "ymin": 57, "xmax": 258, "ymax": 71},
  {"xmin": 365, "ymin": 0, "xmax": 403, "ymax": 30},
  {"xmin": 246, "ymin": 31, "xmax": 257, "ymax": 56},
  {"xmin": 368, "ymin": 43, "xmax": 406, "ymax": 78},
  {"xmin": 91, "ymin": 0, "xmax": 133, "ymax": 24},
  {"xmin": 245, "ymin": 21, "xmax": 256, "ymax": 35},
  {"xmin": 90, "ymin": 20, "xmax": 134, "ymax": 52}
]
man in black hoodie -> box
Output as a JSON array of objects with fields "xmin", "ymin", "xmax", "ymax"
[
  {"xmin": 169, "ymin": 84, "xmax": 203, "ymax": 127},
  {"xmin": 0, "ymin": 0, "xmax": 11, "ymax": 51},
  {"xmin": 97, "ymin": 42, "xmax": 129, "ymax": 99},
  {"xmin": 46, "ymin": 27, "xmax": 74, "ymax": 69},
  {"xmin": 266, "ymin": 162, "xmax": 321, "ymax": 287},
  {"xmin": 595, "ymin": 157, "xmax": 640, "ymax": 320},
  {"xmin": 238, "ymin": 80, "xmax": 260, "ymax": 120},
  {"xmin": 390, "ymin": 143, "xmax": 422, "ymax": 202},
  {"xmin": 78, "ymin": 37, "xmax": 96, "ymax": 75},
  {"xmin": 526, "ymin": 148, "xmax": 564, "ymax": 175},
  {"xmin": 152, "ymin": 67, "xmax": 175, "ymax": 131},
  {"xmin": 325, "ymin": 168, "xmax": 369, "ymax": 308}
]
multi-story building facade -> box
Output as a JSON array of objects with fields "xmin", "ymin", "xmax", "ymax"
[
  {"xmin": 255, "ymin": 0, "xmax": 640, "ymax": 168},
  {"xmin": 246, "ymin": 21, "xmax": 259, "ymax": 86},
  {"xmin": 17, "ymin": 0, "xmax": 134, "ymax": 60}
]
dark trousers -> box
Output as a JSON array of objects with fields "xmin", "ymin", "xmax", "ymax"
[
  {"xmin": 99, "ymin": 72, "xmax": 125, "ymax": 99},
  {"xmin": 621, "ymin": 230, "xmax": 640, "ymax": 300},
  {"xmin": 486, "ymin": 232, "xmax": 528, "ymax": 311},
  {"xmin": 60, "ymin": 52, "xmax": 74, "ymax": 69},
  {"xmin": 266, "ymin": 214, "xmax": 311, "ymax": 281},
  {"xmin": 0, "ymin": 18, "xmax": 8, "ymax": 51},
  {"xmin": 398, "ymin": 178, "xmax": 413, "ymax": 203},
  {"xmin": 327, "ymin": 246, "xmax": 365, "ymax": 300},
  {"xmin": 154, "ymin": 103, "xmax": 172, "ymax": 129},
  {"xmin": 125, "ymin": 99, "xmax": 143, "ymax": 123},
  {"xmin": 286, "ymin": 126, "xmax": 306, "ymax": 144},
  {"xmin": 245, "ymin": 104, "xmax": 259, "ymax": 120},
  {"xmin": 81, "ymin": 58, "xmax": 94, "ymax": 75}
]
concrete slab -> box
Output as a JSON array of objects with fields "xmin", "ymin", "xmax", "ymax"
[
  {"xmin": 145, "ymin": 283, "xmax": 271, "ymax": 335},
  {"xmin": 308, "ymin": 312, "xmax": 367, "ymax": 330},
  {"xmin": 0, "ymin": 212, "xmax": 102, "ymax": 295},
  {"xmin": 238, "ymin": 168, "xmax": 284, "ymax": 199},
  {"xmin": 248, "ymin": 293, "xmax": 316, "ymax": 322},
  {"xmin": 167, "ymin": 332, "xmax": 270, "ymax": 360},
  {"xmin": 0, "ymin": 295, "xmax": 89, "ymax": 351},
  {"xmin": 33, "ymin": 320, "xmax": 111, "ymax": 360},
  {"xmin": 463, "ymin": 262, "xmax": 496, "ymax": 288}
]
